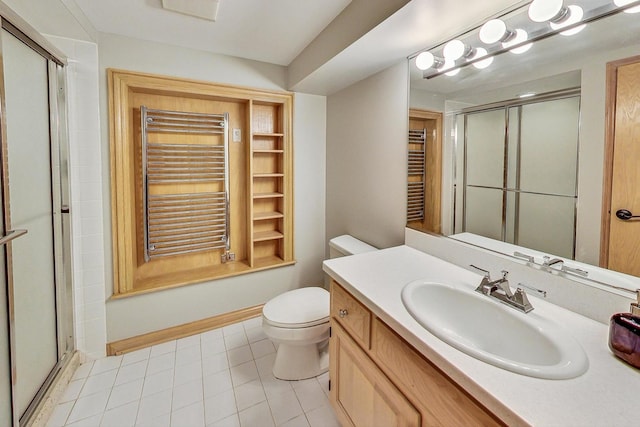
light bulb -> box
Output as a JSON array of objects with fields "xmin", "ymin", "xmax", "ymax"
[
  {"xmin": 479, "ymin": 19, "xmax": 511, "ymax": 44},
  {"xmin": 443, "ymin": 40, "xmax": 466, "ymax": 60},
  {"xmin": 614, "ymin": 0, "xmax": 640, "ymax": 13},
  {"xmin": 445, "ymin": 68, "xmax": 461, "ymax": 77},
  {"xmin": 468, "ymin": 47, "xmax": 494, "ymax": 69},
  {"xmin": 503, "ymin": 29, "xmax": 532, "ymax": 54},
  {"xmin": 415, "ymin": 52, "xmax": 435, "ymax": 70},
  {"xmin": 550, "ymin": 5, "xmax": 585, "ymax": 35},
  {"xmin": 529, "ymin": 0, "xmax": 566, "ymax": 22},
  {"xmin": 438, "ymin": 58, "xmax": 459, "ymax": 76}
]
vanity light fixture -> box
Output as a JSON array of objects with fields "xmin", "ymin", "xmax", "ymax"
[
  {"xmin": 415, "ymin": 0, "xmax": 636, "ymax": 78},
  {"xmin": 479, "ymin": 19, "xmax": 531, "ymax": 54},
  {"xmin": 550, "ymin": 5, "xmax": 586, "ymax": 35},
  {"xmin": 502, "ymin": 28, "xmax": 532, "ymax": 54},
  {"xmin": 415, "ymin": 51, "xmax": 444, "ymax": 70},
  {"xmin": 479, "ymin": 19, "xmax": 515, "ymax": 44},
  {"xmin": 528, "ymin": 0, "xmax": 569, "ymax": 23},
  {"xmin": 614, "ymin": 0, "xmax": 640, "ymax": 13},
  {"xmin": 468, "ymin": 47, "xmax": 494, "ymax": 69},
  {"xmin": 439, "ymin": 59, "xmax": 461, "ymax": 76},
  {"xmin": 443, "ymin": 39, "xmax": 474, "ymax": 60}
]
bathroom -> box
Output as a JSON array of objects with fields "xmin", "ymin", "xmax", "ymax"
[{"xmin": 1, "ymin": 0, "xmax": 640, "ymax": 426}]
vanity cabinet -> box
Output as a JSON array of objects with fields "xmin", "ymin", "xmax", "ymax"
[{"xmin": 329, "ymin": 280, "xmax": 504, "ymax": 427}]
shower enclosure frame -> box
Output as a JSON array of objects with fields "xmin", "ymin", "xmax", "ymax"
[{"xmin": 0, "ymin": 10, "xmax": 74, "ymax": 426}]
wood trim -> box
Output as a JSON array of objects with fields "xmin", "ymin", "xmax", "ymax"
[
  {"xmin": 108, "ymin": 69, "xmax": 294, "ymax": 295},
  {"xmin": 600, "ymin": 54, "xmax": 640, "ymax": 268},
  {"xmin": 106, "ymin": 304, "xmax": 264, "ymax": 356}
]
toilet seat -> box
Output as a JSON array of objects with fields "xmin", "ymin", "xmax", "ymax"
[{"xmin": 262, "ymin": 287, "xmax": 329, "ymax": 329}]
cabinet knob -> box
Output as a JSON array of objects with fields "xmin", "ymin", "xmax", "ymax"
[{"xmin": 338, "ymin": 309, "xmax": 348, "ymax": 318}]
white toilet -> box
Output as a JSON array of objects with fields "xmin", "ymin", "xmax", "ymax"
[{"xmin": 262, "ymin": 235, "xmax": 377, "ymax": 380}]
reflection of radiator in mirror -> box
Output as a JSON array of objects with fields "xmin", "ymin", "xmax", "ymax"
[
  {"xmin": 455, "ymin": 93, "xmax": 580, "ymax": 259},
  {"xmin": 141, "ymin": 106, "xmax": 231, "ymax": 261},
  {"xmin": 407, "ymin": 128, "xmax": 426, "ymax": 222}
]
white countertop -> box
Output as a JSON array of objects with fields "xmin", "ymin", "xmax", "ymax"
[{"xmin": 323, "ymin": 245, "xmax": 640, "ymax": 427}]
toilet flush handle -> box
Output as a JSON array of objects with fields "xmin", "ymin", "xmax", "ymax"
[{"xmin": 338, "ymin": 309, "xmax": 348, "ymax": 318}]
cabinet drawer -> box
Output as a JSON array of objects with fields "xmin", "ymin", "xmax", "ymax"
[
  {"xmin": 330, "ymin": 281, "xmax": 371, "ymax": 349},
  {"xmin": 371, "ymin": 318, "xmax": 503, "ymax": 427}
]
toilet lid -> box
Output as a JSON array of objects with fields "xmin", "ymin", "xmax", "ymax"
[{"xmin": 263, "ymin": 287, "xmax": 329, "ymax": 328}]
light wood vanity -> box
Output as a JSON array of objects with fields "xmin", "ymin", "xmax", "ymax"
[{"xmin": 329, "ymin": 280, "xmax": 504, "ymax": 427}]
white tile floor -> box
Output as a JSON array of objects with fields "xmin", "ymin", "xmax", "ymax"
[{"xmin": 46, "ymin": 317, "xmax": 340, "ymax": 427}]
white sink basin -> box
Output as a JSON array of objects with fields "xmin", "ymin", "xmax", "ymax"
[{"xmin": 401, "ymin": 280, "xmax": 588, "ymax": 379}]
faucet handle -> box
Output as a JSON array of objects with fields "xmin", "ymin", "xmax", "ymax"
[
  {"xmin": 469, "ymin": 264, "xmax": 491, "ymax": 278},
  {"xmin": 561, "ymin": 265, "xmax": 589, "ymax": 277},
  {"xmin": 517, "ymin": 282, "xmax": 547, "ymax": 298},
  {"xmin": 500, "ymin": 270, "xmax": 509, "ymax": 279},
  {"xmin": 513, "ymin": 251, "xmax": 535, "ymax": 263}
]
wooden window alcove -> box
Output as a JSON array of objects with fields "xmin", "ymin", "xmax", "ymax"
[{"xmin": 108, "ymin": 69, "xmax": 294, "ymax": 296}]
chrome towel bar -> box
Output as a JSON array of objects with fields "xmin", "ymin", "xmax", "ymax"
[{"xmin": 141, "ymin": 106, "xmax": 231, "ymax": 261}]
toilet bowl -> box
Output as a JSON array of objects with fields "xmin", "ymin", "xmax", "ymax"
[
  {"xmin": 262, "ymin": 287, "xmax": 330, "ymax": 380},
  {"xmin": 262, "ymin": 235, "xmax": 377, "ymax": 380}
]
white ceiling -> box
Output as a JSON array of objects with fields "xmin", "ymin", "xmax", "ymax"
[
  {"xmin": 3, "ymin": 0, "xmax": 534, "ymax": 94},
  {"xmin": 72, "ymin": 0, "xmax": 352, "ymax": 66}
]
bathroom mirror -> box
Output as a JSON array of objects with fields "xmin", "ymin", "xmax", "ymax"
[{"xmin": 408, "ymin": 2, "xmax": 640, "ymax": 288}]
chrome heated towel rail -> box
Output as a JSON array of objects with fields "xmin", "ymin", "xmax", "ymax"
[
  {"xmin": 141, "ymin": 106, "xmax": 230, "ymax": 261},
  {"xmin": 407, "ymin": 128, "xmax": 426, "ymax": 222}
]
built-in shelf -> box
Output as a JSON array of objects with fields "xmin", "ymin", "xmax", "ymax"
[
  {"xmin": 253, "ymin": 192, "xmax": 284, "ymax": 199},
  {"xmin": 249, "ymin": 100, "xmax": 292, "ymax": 268},
  {"xmin": 253, "ymin": 132, "xmax": 284, "ymax": 137},
  {"xmin": 253, "ymin": 255, "xmax": 294, "ymax": 270},
  {"xmin": 254, "ymin": 211, "xmax": 284, "ymax": 221},
  {"xmin": 253, "ymin": 173, "xmax": 284, "ymax": 178},
  {"xmin": 253, "ymin": 230, "xmax": 284, "ymax": 242}
]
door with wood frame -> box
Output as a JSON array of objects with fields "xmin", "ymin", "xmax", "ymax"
[{"xmin": 602, "ymin": 55, "xmax": 640, "ymax": 276}]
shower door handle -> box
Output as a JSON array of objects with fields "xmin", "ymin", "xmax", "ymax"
[{"xmin": 0, "ymin": 229, "xmax": 28, "ymax": 246}]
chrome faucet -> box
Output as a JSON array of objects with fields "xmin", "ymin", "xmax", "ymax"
[
  {"xmin": 469, "ymin": 265, "xmax": 534, "ymax": 313},
  {"xmin": 474, "ymin": 268, "xmax": 513, "ymax": 297}
]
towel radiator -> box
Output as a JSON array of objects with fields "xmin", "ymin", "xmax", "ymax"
[
  {"xmin": 407, "ymin": 128, "xmax": 426, "ymax": 222},
  {"xmin": 141, "ymin": 106, "xmax": 231, "ymax": 261}
]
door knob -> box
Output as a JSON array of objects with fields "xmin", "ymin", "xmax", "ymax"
[{"xmin": 615, "ymin": 209, "xmax": 640, "ymax": 221}]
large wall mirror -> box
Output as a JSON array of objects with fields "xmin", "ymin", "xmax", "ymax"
[{"xmin": 408, "ymin": 0, "xmax": 640, "ymax": 292}]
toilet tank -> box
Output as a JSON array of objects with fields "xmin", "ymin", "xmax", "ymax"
[{"xmin": 328, "ymin": 235, "xmax": 377, "ymax": 258}]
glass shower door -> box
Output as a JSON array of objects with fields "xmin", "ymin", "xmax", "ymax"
[
  {"xmin": 1, "ymin": 28, "xmax": 60, "ymax": 419},
  {"xmin": 463, "ymin": 109, "xmax": 507, "ymax": 239}
]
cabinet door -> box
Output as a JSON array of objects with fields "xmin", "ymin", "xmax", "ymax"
[
  {"xmin": 371, "ymin": 318, "xmax": 503, "ymax": 426},
  {"xmin": 330, "ymin": 322, "xmax": 420, "ymax": 427}
]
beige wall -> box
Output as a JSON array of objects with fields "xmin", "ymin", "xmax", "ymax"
[
  {"xmin": 98, "ymin": 34, "xmax": 327, "ymax": 341},
  {"xmin": 326, "ymin": 61, "xmax": 409, "ymax": 251}
]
